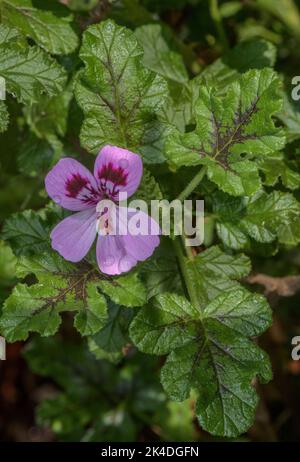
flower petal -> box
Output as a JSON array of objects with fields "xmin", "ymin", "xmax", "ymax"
[
  {"xmin": 45, "ymin": 158, "xmax": 101, "ymax": 211},
  {"xmin": 51, "ymin": 209, "xmax": 97, "ymax": 262},
  {"xmin": 96, "ymin": 207, "xmax": 160, "ymax": 275},
  {"xmin": 96, "ymin": 235, "xmax": 131, "ymax": 275},
  {"xmin": 94, "ymin": 145, "xmax": 143, "ymax": 200}
]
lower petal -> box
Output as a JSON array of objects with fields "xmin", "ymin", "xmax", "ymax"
[
  {"xmin": 96, "ymin": 235, "xmax": 132, "ymax": 275},
  {"xmin": 51, "ymin": 208, "xmax": 97, "ymax": 262},
  {"xmin": 96, "ymin": 209, "xmax": 160, "ymax": 275}
]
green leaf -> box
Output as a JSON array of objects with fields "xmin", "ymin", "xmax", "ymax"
[
  {"xmin": 201, "ymin": 39, "xmax": 277, "ymax": 89},
  {"xmin": 165, "ymin": 68, "xmax": 285, "ymax": 196},
  {"xmin": 88, "ymin": 303, "xmax": 133, "ymax": 362},
  {"xmin": 130, "ymin": 293, "xmax": 199, "ymax": 355},
  {"xmin": 278, "ymin": 218, "xmax": 300, "ymax": 245},
  {"xmin": 214, "ymin": 190, "xmax": 300, "ymax": 249},
  {"xmin": 185, "ymin": 246, "xmax": 251, "ymax": 309},
  {"xmin": 158, "ymin": 75, "xmax": 202, "ymax": 132},
  {"xmin": 75, "ymin": 20, "xmax": 168, "ymax": 163},
  {"xmin": 0, "ymin": 102, "xmax": 9, "ymax": 133},
  {"xmin": 0, "ymin": 23, "xmax": 23, "ymax": 45},
  {"xmin": 0, "ymin": 240, "xmax": 16, "ymax": 286},
  {"xmin": 194, "ymin": 246, "xmax": 251, "ymax": 279},
  {"xmin": 0, "ymin": 42, "xmax": 67, "ymax": 103},
  {"xmin": 0, "ymin": 277, "xmax": 67, "ymax": 341},
  {"xmin": 23, "ymin": 86, "xmax": 72, "ymax": 140},
  {"xmin": 257, "ymin": 151, "xmax": 300, "ymax": 190},
  {"xmin": 161, "ymin": 39, "xmax": 277, "ymax": 134},
  {"xmin": 98, "ymin": 273, "xmax": 147, "ymax": 308},
  {"xmin": 74, "ymin": 283, "xmax": 108, "ymax": 336},
  {"xmin": 1, "ymin": 0, "xmax": 79, "ymax": 55},
  {"xmin": 130, "ymin": 289, "xmax": 272, "ymax": 437},
  {"xmin": 17, "ymin": 133, "xmax": 54, "ymax": 177},
  {"xmin": 0, "ymin": 251, "xmax": 108, "ymax": 341},
  {"xmin": 135, "ymin": 24, "xmax": 188, "ymax": 86},
  {"xmin": 2, "ymin": 209, "xmax": 50, "ymax": 256},
  {"xmin": 141, "ymin": 256, "xmax": 182, "ymax": 299},
  {"xmin": 132, "ymin": 168, "xmax": 163, "ymax": 204},
  {"xmin": 277, "ymin": 91, "xmax": 300, "ymax": 143}
]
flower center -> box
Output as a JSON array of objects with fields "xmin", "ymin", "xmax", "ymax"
[{"xmin": 96, "ymin": 201, "xmax": 116, "ymax": 236}]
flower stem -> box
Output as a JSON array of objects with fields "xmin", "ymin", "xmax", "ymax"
[
  {"xmin": 174, "ymin": 238, "xmax": 199, "ymax": 309},
  {"xmin": 177, "ymin": 166, "xmax": 207, "ymax": 202},
  {"xmin": 209, "ymin": 0, "xmax": 229, "ymax": 52}
]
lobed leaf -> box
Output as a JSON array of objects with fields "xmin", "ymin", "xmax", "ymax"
[
  {"xmin": 75, "ymin": 20, "xmax": 168, "ymax": 163},
  {"xmin": 130, "ymin": 288, "xmax": 272, "ymax": 437},
  {"xmin": 165, "ymin": 68, "xmax": 285, "ymax": 196},
  {"xmin": 0, "ymin": 251, "xmax": 108, "ymax": 341}
]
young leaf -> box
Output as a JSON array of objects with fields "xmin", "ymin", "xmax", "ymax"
[
  {"xmin": 75, "ymin": 20, "xmax": 168, "ymax": 162},
  {"xmin": 130, "ymin": 289, "xmax": 272, "ymax": 437},
  {"xmin": 214, "ymin": 190, "xmax": 300, "ymax": 249},
  {"xmin": 98, "ymin": 273, "xmax": 147, "ymax": 308},
  {"xmin": 165, "ymin": 68, "xmax": 285, "ymax": 196},
  {"xmin": 1, "ymin": 0, "xmax": 79, "ymax": 55},
  {"xmin": 0, "ymin": 43, "xmax": 67, "ymax": 103}
]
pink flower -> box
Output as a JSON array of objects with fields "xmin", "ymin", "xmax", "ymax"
[{"xmin": 45, "ymin": 145, "xmax": 160, "ymax": 275}]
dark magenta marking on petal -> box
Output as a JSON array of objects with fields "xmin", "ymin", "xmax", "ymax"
[
  {"xmin": 65, "ymin": 173, "xmax": 89, "ymax": 198},
  {"xmin": 98, "ymin": 162, "xmax": 128, "ymax": 187},
  {"xmin": 65, "ymin": 173, "xmax": 102, "ymax": 205}
]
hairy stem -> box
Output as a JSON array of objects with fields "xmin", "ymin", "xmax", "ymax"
[
  {"xmin": 177, "ymin": 166, "xmax": 207, "ymax": 201},
  {"xmin": 174, "ymin": 238, "xmax": 199, "ymax": 310}
]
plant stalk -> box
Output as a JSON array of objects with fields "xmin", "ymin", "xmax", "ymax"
[
  {"xmin": 177, "ymin": 166, "xmax": 207, "ymax": 202},
  {"xmin": 174, "ymin": 238, "xmax": 199, "ymax": 309}
]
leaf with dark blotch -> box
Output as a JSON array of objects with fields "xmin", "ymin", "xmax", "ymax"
[
  {"xmin": 165, "ymin": 68, "xmax": 285, "ymax": 196},
  {"xmin": 0, "ymin": 252, "xmax": 108, "ymax": 341}
]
